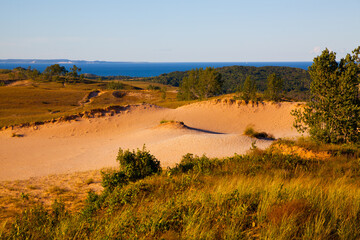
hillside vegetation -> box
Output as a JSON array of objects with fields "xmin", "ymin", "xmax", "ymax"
[
  {"xmin": 1, "ymin": 139, "xmax": 360, "ymax": 239},
  {"xmin": 0, "ymin": 73, "xmax": 183, "ymax": 128},
  {"xmin": 145, "ymin": 65, "xmax": 310, "ymax": 100}
]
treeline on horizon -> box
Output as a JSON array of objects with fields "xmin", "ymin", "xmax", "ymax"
[
  {"xmin": 145, "ymin": 65, "xmax": 311, "ymax": 100},
  {"xmin": 1, "ymin": 64, "xmax": 311, "ymax": 100},
  {"xmin": 0, "ymin": 65, "xmax": 134, "ymax": 85}
]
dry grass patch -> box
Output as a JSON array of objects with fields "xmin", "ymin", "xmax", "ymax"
[{"xmin": 0, "ymin": 169, "xmax": 103, "ymax": 221}]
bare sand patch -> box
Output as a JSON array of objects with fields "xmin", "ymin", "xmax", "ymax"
[{"xmin": 0, "ymin": 100, "xmax": 300, "ymax": 181}]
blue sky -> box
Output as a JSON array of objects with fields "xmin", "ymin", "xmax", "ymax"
[{"xmin": 1, "ymin": 0, "xmax": 359, "ymax": 62}]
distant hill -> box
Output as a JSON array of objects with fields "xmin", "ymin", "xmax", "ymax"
[
  {"xmin": 0, "ymin": 59, "xmax": 130, "ymax": 64},
  {"xmin": 144, "ymin": 65, "xmax": 311, "ymax": 100}
]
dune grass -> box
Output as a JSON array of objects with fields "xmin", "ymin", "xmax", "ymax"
[
  {"xmin": 0, "ymin": 78, "xmax": 188, "ymax": 128},
  {"xmin": 2, "ymin": 140, "xmax": 360, "ymax": 239}
]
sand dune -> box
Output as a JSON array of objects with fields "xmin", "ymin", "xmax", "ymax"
[{"xmin": 0, "ymin": 100, "xmax": 301, "ymax": 181}]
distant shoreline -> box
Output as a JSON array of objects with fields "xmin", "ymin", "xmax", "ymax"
[{"xmin": 0, "ymin": 61, "xmax": 312, "ymax": 77}]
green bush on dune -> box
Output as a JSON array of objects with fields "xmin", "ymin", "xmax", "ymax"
[{"xmin": 101, "ymin": 146, "xmax": 161, "ymax": 192}]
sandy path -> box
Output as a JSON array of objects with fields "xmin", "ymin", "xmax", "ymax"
[{"xmin": 0, "ymin": 101, "xmax": 300, "ymax": 181}]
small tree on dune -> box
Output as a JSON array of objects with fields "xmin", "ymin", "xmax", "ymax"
[
  {"xmin": 292, "ymin": 47, "xmax": 360, "ymax": 144},
  {"xmin": 240, "ymin": 75, "xmax": 257, "ymax": 102},
  {"xmin": 265, "ymin": 73, "xmax": 283, "ymax": 101},
  {"xmin": 177, "ymin": 67, "xmax": 222, "ymax": 100},
  {"xmin": 43, "ymin": 64, "xmax": 67, "ymax": 81}
]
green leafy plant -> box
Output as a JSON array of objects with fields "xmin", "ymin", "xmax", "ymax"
[
  {"xmin": 117, "ymin": 146, "xmax": 161, "ymax": 181},
  {"xmin": 292, "ymin": 47, "xmax": 360, "ymax": 144},
  {"xmin": 101, "ymin": 146, "xmax": 161, "ymax": 191},
  {"xmin": 177, "ymin": 67, "xmax": 222, "ymax": 100},
  {"xmin": 239, "ymin": 75, "xmax": 257, "ymax": 102},
  {"xmin": 265, "ymin": 73, "xmax": 283, "ymax": 101},
  {"xmin": 106, "ymin": 81, "xmax": 125, "ymax": 90}
]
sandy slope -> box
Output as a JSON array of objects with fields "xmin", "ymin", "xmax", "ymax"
[{"xmin": 0, "ymin": 100, "xmax": 300, "ymax": 181}]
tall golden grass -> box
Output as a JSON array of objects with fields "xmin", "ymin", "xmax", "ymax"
[{"xmin": 2, "ymin": 140, "xmax": 360, "ymax": 239}]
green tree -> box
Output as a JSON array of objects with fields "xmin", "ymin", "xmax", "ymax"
[
  {"xmin": 43, "ymin": 64, "xmax": 67, "ymax": 81},
  {"xmin": 28, "ymin": 68, "xmax": 40, "ymax": 81},
  {"xmin": 70, "ymin": 65, "xmax": 81, "ymax": 78},
  {"xmin": 292, "ymin": 47, "xmax": 360, "ymax": 144},
  {"xmin": 177, "ymin": 67, "xmax": 222, "ymax": 100},
  {"xmin": 266, "ymin": 73, "xmax": 283, "ymax": 101},
  {"xmin": 240, "ymin": 75, "xmax": 257, "ymax": 102},
  {"xmin": 8, "ymin": 72, "xmax": 15, "ymax": 81}
]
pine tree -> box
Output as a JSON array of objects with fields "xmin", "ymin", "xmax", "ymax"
[
  {"xmin": 266, "ymin": 73, "xmax": 283, "ymax": 101},
  {"xmin": 177, "ymin": 67, "xmax": 222, "ymax": 100},
  {"xmin": 241, "ymin": 76, "xmax": 257, "ymax": 102},
  {"xmin": 292, "ymin": 47, "xmax": 360, "ymax": 143}
]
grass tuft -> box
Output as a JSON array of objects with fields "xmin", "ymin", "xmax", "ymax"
[
  {"xmin": 244, "ymin": 125, "xmax": 275, "ymax": 140},
  {"xmin": 11, "ymin": 133, "xmax": 24, "ymax": 137}
]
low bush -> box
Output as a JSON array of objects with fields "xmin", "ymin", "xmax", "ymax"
[
  {"xmin": 244, "ymin": 125, "xmax": 275, "ymax": 140},
  {"xmin": 169, "ymin": 153, "xmax": 222, "ymax": 175},
  {"xmin": 147, "ymin": 84, "xmax": 161, "ymax": 90},
  {"xmin": 101, "ymin": 170, "xmax": 128, "ymax": 192},
  {"xmin": 106, "ymin": 81, "xmax": 125, "ymax": 90},
  {"xmin": 112, "ymin": 90, "xmax": 126, "ymax": 98},
  {"xmin": 101, "ymin": 146, "xmax": 161, "ymax": 192},
  {"xmin": 117, "ymin": 146, "xmax": 161, "ymax": 181}
]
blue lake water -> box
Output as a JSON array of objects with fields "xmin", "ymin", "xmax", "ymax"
[{"xmin": 0, "ymin": 62, "xmax": 312, "ymax": 77}]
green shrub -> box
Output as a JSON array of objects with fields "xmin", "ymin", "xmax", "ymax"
[
  {"xmin": 101, "ymin": 147, "xmax": 161, "ymax": 192},
  {"xmin": 170, "ymin": 153, "xmax": 222, "ymax": 175},
  {"xmin": 81, "ymin": 190, "xmax": 104, "ymax": 218},
  {"xmin": 117, "ymin": 146, "xmax": 161, "ymax": 181},
  {"xmin": 244, "ymin": 126, "xmax": 275, "ymax": 140},
  {"xmin": 106, "ymin": 81, "xmax": 125, "ymax": 90},
  {"xmin": 10, "ymin": 205, "xmax": 50, "ymax": 239},
  {"xmin": 101, "ymin": 170, "xmax": 128, "ymax": 192},
  {"xmin": 147, "ymin": 84, "xmax": 161, "ymax": 90}
]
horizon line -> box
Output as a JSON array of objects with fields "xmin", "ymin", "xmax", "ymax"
[{"xmin": 0, "ymin": 58, "xmax": 314, "ymax": 63}]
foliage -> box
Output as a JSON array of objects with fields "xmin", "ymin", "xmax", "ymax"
[
  {"xmin": 239, "ymin": 75, "xmax": 257, "ymax": 101},
  {"xmin": 265, "ymin": 73, "xmax": 284, "ymax": 101},
  {"xmin": 292, "ymin": 47, "xmax": 360, "ymax": 144},
  {"xmin": 69, "ymin": 65, "xmax": 81, "ymax": 78},
  {"xmin": 169, "ymin": 153, "xmax": 221, "ymax": 175},
  {"xmin": 101, "ymin": 147, "xmax": 161, "ymax": 191},
  {"xmin": 243, "ymin": 125, "xmax": 275, "ymax": 139},
  {"xmin": 146, "ymin": 65, "xmax": 310, "ymax": 100},
  {"xmin": 27, "ymin": 68, "xmax": 40, "ymax": 81},
  {"xmin": 161, "ymin": 87, "xmax": 167, "ymax": 100},
  {"xmin": 117, "ymin": 146, "xmax": 161, "ymax": 182},
  {"xmin": 106, "ymin": 81, "xmax": 125, "ymax": 90},
  {"xmin": 4, "ymin": 142, "xmax": 360, "ymax": 239},
  {"xmin": 147, "ymin": 84, "xmax": 161, "ymax": 90},
  {"xmin": 177, "ymin": 67, "xmax": 222, "ymax": 100},
  {"xmin": 42, "ymin": 64, "xmax": 67, "ymax": 81},
  {"xmin": 101, "ymin": 170, "xmax": 128, "ymax": 192}
]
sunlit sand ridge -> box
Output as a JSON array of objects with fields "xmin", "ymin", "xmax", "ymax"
[{"xmin": 0, "ymin": 99, "xmax": 300, "ymax": 181}]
